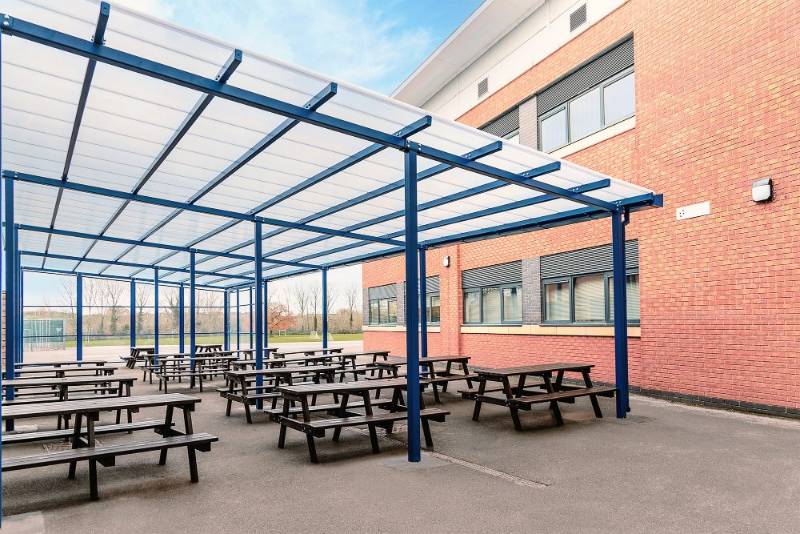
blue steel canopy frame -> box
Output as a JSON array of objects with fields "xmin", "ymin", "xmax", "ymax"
[{"xmin": 0, "ymin": 4, "xmax": 663, "ymax": 467}]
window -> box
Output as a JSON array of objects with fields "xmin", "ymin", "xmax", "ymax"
[
  {"xmin": 426, "ymin": 294, "xmax": 440, "ymax": 324},
  {"xmin": 503, "ymin": 129, "xmax": 520, "ymax": 144},
  {"xmin": 539, "ymin": 69, "xmax": 635, "ymax": 152},
  {"xmin": 542, "ymin": 271, "xmax": 639, "ymax": 325},
  {"xmin": 463, "ymin": 284, "xmax": 522, "ymax": 325},
  {"xmin": 369, "ymin": 296, "xmax": 397, "ymax": 325}
]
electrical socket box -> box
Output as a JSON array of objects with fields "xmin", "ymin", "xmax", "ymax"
[{"xmin": 676, "ymin": 201, "xmax": 710, "ymax": 221}]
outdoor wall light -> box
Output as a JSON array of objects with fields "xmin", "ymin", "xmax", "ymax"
[
  {"xmin": 752, "ymin": 178, "xmax": 772, "ymax": 202},
  {"xmin": 442, "ymin": 255, "xmax": 450, "ymax": 268}
]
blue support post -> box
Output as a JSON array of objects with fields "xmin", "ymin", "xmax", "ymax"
[
  {"xmin": 223, "ymin": 290, "xmax": 230, "ymax": 351},
  {"xmin": 418, "ymin": 248, "xmax": 428, "ymax": 359},
  {"xmin": 235, "ymin": 288, "xmax": 240, "ymax": 350},
  {"xmin": 76, "ymin": 274, "xmax": 83, "ymax": 361},
  {"xmin": 16, "ymin": 240, "xmax": 22, "ymax": 366},
  {"xmin": 404, "ymin": 149, "xmax": 421, "ymax": 462},
  {"xmin": 153, "ymin": 267, "xmax": 159, "ymax": 359},
  {"xmin": 5, "ymin": 169, "xmax": 16, "ymax": 406},
  {"xmin": 321, "ymin": 268, "xmax": 328, "ymax": 349},
  {"xmin": 253, "ymin": 221, "xmax": 264, "ymax": 408},
  {"xmin": 129, "ymin": 278, "xmax": 136, "ymax": 349},
  {"xmin": 264, "ymin": 278, "xmax": 269, "ymax": 358},
  {"xmin": 178, "ymin": 282, "xmax": 185, "ymax": 353},
  {"xmin": 611, "ymin": 209, "xmax": 630, "ymax": 418},
  {"xmin": 189, "ymin": 251, "xmax": 196, "ymax": 369},
  {"xmin": 248, "ymin": 286, "xmax": 253, "ymax": 349}
]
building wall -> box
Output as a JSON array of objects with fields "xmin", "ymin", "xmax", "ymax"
[{"xmin": 365, "ymin": 0, "xmax": 800, "ymax": 413}]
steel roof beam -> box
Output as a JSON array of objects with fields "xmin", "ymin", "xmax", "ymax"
[{"xmin": 21, "ymin": 266, "xmax": 225, "ymax": 290}]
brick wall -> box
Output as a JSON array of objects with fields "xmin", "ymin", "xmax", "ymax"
[{"xmin": 365, "ymin": 0, "xmax": 800, "ymax": 412}]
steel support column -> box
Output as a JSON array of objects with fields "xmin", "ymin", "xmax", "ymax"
[
  {"xmin": 253, "ymin": 221, "xmax": 264, "ymax": 408},
  {"xmin": 153, "ymin": 267, "xmax": 159, "ymax": 359},
  {"xmin": 223, "ymin": 290, "xmax": 230, "ymax": 351},
  {"xmin": 4, "ymin": 171, "xmax": 16, "ymax": 406},
  {"xmin": 76, "ymin": 274, "xmax": 83, "ymax": 361},
  {"xmin": 248, "ymin": 286, "xmax": 253, "ymax": 349},
  {"xmin": 235, "ymin": 288, "xmax": 240, "ymax": 350},
  {"xmin": 404, "ymin": 149, "xmax": 421, "ymax": 462},
  {"xmin": 611, "ymin": 209, "xmax": 630, "ymax": 418},
  {"xmin": 129, "ymin": 279, "xmax": 136, "ymax": 349},
  {"xmin": 321, "ymin": 268, "xmax": 328, "ymax": 349},
  {"xmin": 178, "ymin": 282, "xmax": 185, "ymax": 353},
  {"xmin": 419, "ymin": 248, "xmax": 427, "ymax": 359},
  {"xmin": 189, "ymin": 251, "xmax": 196, "ymax": 370},
  {"xmin": 16, "ymin": 238, "xmax": 22, "ymax": 365},
  {"xmin": 263, "ymin": 280, "xmax": 268, "ymax": 352}
]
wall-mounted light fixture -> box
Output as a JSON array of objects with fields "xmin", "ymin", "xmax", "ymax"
[
  {"xmin": 752, "ymin": 178, "xmax": 773, "ymax": 202},
  {"xmin": 442, "ymin": 255, "xmax": 450, "ymax": 268}
]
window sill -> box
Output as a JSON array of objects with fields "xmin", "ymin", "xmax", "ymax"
[
  {"xmin": 549, "ymin": 116, "xmax": 635, "ymax": 158},
  {"xmin": 460, "ymin": 324, "xmax": 641, "ymax": 337},
  {"xmin": 363, "ymin": 325, "xmax": 441, "ymax": 333}
]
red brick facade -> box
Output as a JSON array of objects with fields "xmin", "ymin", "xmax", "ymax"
[{"xmin": 364, "ymin": 1, "xmax": 800, "ymax": 412}]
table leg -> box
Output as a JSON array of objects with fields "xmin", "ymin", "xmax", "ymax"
[
  {"xmin": 332, "ymin": 393, "xmax": 350, "ymax": 442},
  {"xmin": 462, "ymin": 361, "xmax": 475, "ymax": 389},
  {"xmin": 581, "ymin": 370, "xmax": 603, "ymax": 418},
  {"xmin": 301, "ymin": 396, "xmax": 318, "ymax": 463},
  {"xmin": 541, "ymin": 373, "xmax": 564, "ymax": 426},
  {"xmin": 67, "ymin": 412, "xmax": 84, "ymax": 480},
  {"xmin": 361, "ymin": 392, "xmax": 380, "ymax": 454},
  {"xmin": 503, "ymin": 377, "xmax": 523, "ymax": 431},
  {"xmin": 426, "ymin": 363, "xmax": 441, "ymax": 404},
  {"xmin": 159, "ymin": 405, "xmax": 174, "ymax": 465},
  {"xmin": 183, "ymin": 407, "xmax": 199, "ymax": 482},
  {"xmin": 277, "ymin": 394, "xmax": 291, "ymax": 449},
  {"xmin": 516, "ymin": 374, "xmax": 527, "ymax": 398},
  {"xmin": 241, "ymin": 377, "xmax": 253, "ymax": 424},
  {"xmin": 442, "ymin": 361, "xmax": 453, "ymax": 392},
  {"xmin": 472, "ymin": 378, "xmax": 487, "ymax": 421},
  {"xmin": 87, "ymin": 416, "xmax": 99, "ymax": 500}
]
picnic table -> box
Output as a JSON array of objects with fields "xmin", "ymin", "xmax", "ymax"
[
  {"xmin": 464, "ymin": 362, "xmax": 616, "ymax": 430},
  {"xmin": 122, "ymin": 346, "xmax": 156, "ymax": 368},
  {"xmin": 15, "ymin": 359, "xmax": 108, "ymax": 368},
  {"xmin": 3, "ymin": 375, "xmax": 136, "ymax": 429},
  {"xmin": 1, "ymin": 394, "xmax": 217, "ymax": 501},
  {"xmin": 195, "ymin": 343, "xmax": 223, "ymax": 352},
  {"xmin": 275, "ymin": 378, "xmax": 449, "ymax": 463},
  {"xmin": 221, "ymin": 365, "xmax": 337, "ymax": 423},
  {"xmin": 275, "ymin": 347, "xmax": 343, "ymax": 357},
  {"xmin": 375, "ymin": 355, "xmax": 477, "ymax": 402},
  {"xmin": 153, "ymin": 354, "xmax": 238, "ymax": 392}
]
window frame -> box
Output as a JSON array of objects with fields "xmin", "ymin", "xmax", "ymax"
[
  {"xmin": 462, "ymin": 283, "xmax": 523, "ymax": 326},
  {"xmin": 541, "ymin": 269, "xmax": 640, "ymax": 326},
  {"xmin": 368, "ymin": 296, "xmax": 398, "ymax": 326},
  {"xmin": 426, "ymin": 293, "xmax": 440, "ymax": 325},
  {"xmin": 538, "ymin": 67, "xmax": 635, "ymax": 152}
]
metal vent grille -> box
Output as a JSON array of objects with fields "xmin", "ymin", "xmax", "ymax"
[
  {"xmin": 462, "ymin": 261, "xmax": 522, "ymax": 288},
  {"xmin": 540, "ymin": 241, "xmax": 638, "ymax": 279},
  {"xmin": 481, "ymin": 107, "xmax": 519, "ymax": 138},
  {"xmin": 477, "ymin": 77, "xmax": 488, "ymax": 98},
  {"xmin": 367, "ymin": 284, "xmax": 397, "ymax": 299},
  {"xmin": 537, "ymin": 37, "xmax": 634, "ymax": 116},
  {"xmin": 426, "ymin": 276, "xmax": 440, "ymax": 293},
  {"xmin": 570, "ymin": 4, "xmax": 587, "ymax": 31}
]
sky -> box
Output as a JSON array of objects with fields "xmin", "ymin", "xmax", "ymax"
[{"xmin": 23, "ymin": 0, "xmax": 483, "ymax": 308}]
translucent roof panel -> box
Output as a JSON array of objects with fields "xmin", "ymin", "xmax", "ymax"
[{"xmin": 4, "ymin": 0, "xmax": 658, "ymax": 288}]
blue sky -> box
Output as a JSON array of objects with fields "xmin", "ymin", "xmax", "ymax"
[
  {"xmin": 118, "ymin": 0, "xmax": 482, "ymax": 94},
  {"xmin": 23, "ymin": 0, "xmax": 482, "ymax": 306}
]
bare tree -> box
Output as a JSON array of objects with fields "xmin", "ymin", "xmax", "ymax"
[
  {"xmin": 344, "ymin": 284, "xmax": 359, "ymax": 331},
  {"xmin": 103, "ymin": 280, "xmax": 126, "ymax": 336},
  {"xmin": 292, "ymin": 283, "xmax": 309, "ymax": 332},
  {"xmin": 309, "ymin": 284, "xmax": 320, "ymax": 333},
  {"xmin": 59, "ymin": 277, "xmax": 76, "ymax": 326},
  {"xmin": 135, "ymin": 283, "xmax": 151, "ymax": 336}
]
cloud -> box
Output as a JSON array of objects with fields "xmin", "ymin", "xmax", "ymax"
[{"xmin": 115, "ymin": 0, "xmax": 435, "ymax": 94}]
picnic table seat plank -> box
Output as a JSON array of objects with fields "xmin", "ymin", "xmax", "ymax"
[{"xmin": 3, "ymin": 419, "xmax": 173, "ymax": 445}]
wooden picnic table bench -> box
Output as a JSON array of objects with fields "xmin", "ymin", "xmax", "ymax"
[
  {"xmin": 465, "ymin": 362, "xmax": 616, "ymax": 430},
  {"xmin": 276, "ymin": 378, "xmax": 448, "ymax": 463},
  {"xmin": 195, "ymin": 343, "xmax": 223, "ymax": 352},
  {"xmin": 153, "ymin": 355, "xmax": 238, "ymax": 392},
  {"xmin": 1, "ymin": 393, "xmax": 216, "ymax": 501},
  {"xmin": 3, "ymin": 376, "xmax": 137, "ymax": 430},
  {"xmin": 15, "ymin": 359, "xmax": 108, "ymax": 368},
  {"xmin": 373, "ymin": 355, "xmax": 478, "ymax": 402},
  {"xmin": 274, "ymin": 347, "xmax": 343, "ymax": 357},
  {"xmin": 221, "ymin": 365, "xmax": 338, "ymax": 423},
  {"xmin": 121, "ymin": 346, "xmax": 156, "ymax": 368}
]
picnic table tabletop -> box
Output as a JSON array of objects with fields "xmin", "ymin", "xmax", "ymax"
[
  {"xmin": 277, "ymin": 377, "xmax": 408, "ymax": 396},
  {"xmin": 474, "ymin": 362, "xmax": 594, "ymax": 378},
  {"xmin": 2, "ymin": 393, "xmax": 200, "ymax": 420},
  {"xmin": 275, "ymin": 347, "xmax": 343, "ymax": 357},
  {"xmin": 13, "ymin": 365, "xmax": 119, "ymax": 375},
  {"xmin": 3, "ymin": 376, "xmax": 136, "ymax": 388},
  {"xmin": 15, "ymin": 360, "xmax": 108, "ymax": 368},
  {"xmin": 226, "ymin": 365, "xmax": 334, "ymax": 378},
  {"xmin": 379, "ymin": 355, "xmax": 471, "ymax": 365}
]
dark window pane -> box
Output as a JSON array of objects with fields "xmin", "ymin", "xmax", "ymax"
[
  {"xmin": 574, "ymin": 274, "xmax": 605, "ymax": 322},
  {"xmin": 387, "ymin": 298, "xmax": 397, "ymax": 324},
  {"xmin": 370, "ymin": 300, "xmax": 379, "ymax": 325},
  {"xmin": 544, "ymin": 281, "xmax": 570, "ymax": 321},
  {"xmin": 482, "ymin": 287, "xmax": 501, "ymax": 324},
  {"xmin": 429, "ymin": 295, "xmax": 440, "ymax": 323},
  {"xmin": 540, "ymin": 109, "xmax": 567, "ymax": 152},
  {"xmin": 604, "ymin": 72, "xmax": 635, "ymax": 125},
  {"xmin": 378, "ymin": 299, "xmax": 389, "ymax": 324},
  {"xmin": 502, "ymin": 287, "xmax": 521, "ymax": 322},
  {"xmin": 464, "ymin": 291, "xmax": 480, "ymax": 323}
]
